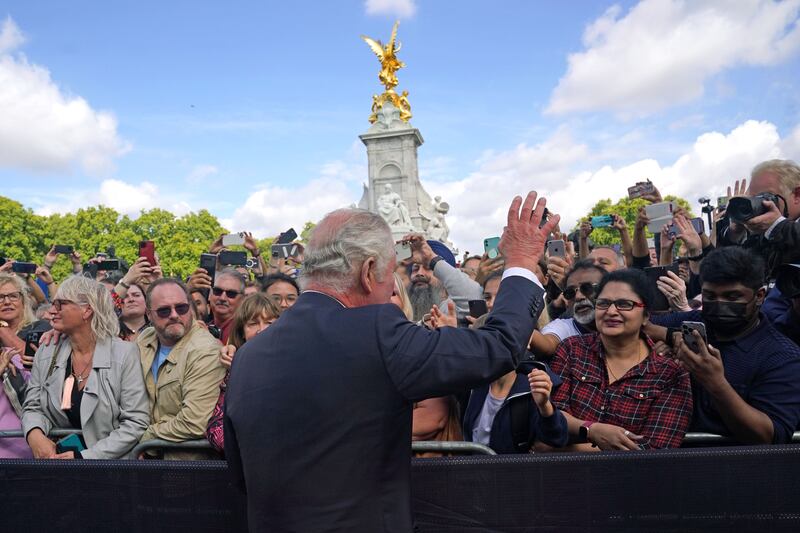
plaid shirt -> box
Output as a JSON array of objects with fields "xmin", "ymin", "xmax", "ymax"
[{"xmin": 550, "ymin": 333, "xmax": 692, "ymax": 449}]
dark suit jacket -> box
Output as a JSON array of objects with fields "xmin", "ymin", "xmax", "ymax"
[{"xmin": 224, "ymin": 274, "xmax": 544, "ymax": 532}]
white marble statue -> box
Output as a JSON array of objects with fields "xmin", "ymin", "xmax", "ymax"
[
  {"xmin": 377, "ymin": 184, "xmax": 414, "ymax": 230},
  {"xmin": 428, "ymin": 196, "xmax": 451, "ymax": 244}
]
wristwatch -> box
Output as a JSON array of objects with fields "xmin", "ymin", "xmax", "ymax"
[
  {"xmin": 578, "ymin": 421, "xmax": 595, "ymax": 443},
  {"xmin": 428, "ymin": 255, "xmax": 444, "ymax": 271}
]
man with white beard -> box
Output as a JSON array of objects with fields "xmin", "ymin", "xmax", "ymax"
[{"xmin": 531, "ymin": 260, "xmax": 606, "ymax": 359}]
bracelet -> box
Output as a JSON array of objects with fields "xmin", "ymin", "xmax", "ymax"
[
  {"xmin": 685, "ymin": 251, "xmax": 705, "ymax": 261},
  {"xmin": 118, "ymin": 280, "xmax": 130, "ymax": 289},
  {"xmin": 428, "ymin": 255, "xmax": 444, "ymax": 271}
]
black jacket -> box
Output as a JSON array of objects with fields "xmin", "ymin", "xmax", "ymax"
[{"xmin": 224, "ymin": 275, "xmax": 545, "ymax": 532}]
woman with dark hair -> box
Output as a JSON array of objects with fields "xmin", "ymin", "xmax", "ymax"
[
  {"xmin": 205, "ymin": 293, "xmax": 281, "ymax": 453},
  {"xmin": 261, "ymin": 273, "xmax": 300, "ymax": 310},
  {"xmin": 547, "ymin": 268, "xmax": 692, "ymax": 451},
  {"xmin": 119, "ymin": 282, "xmax": 149, "ymax": 342}
]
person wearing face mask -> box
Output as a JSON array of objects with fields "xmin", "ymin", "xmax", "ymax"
[
  {"xmin": 530, "ymin": 261, "xmax": 606, "ymax": 360},
  {"xmin": 650, "ymin": 247, "xmax": 800, "ymax": 444},
  {"xmin": 206, "ymin": 294, "xmax": 281, "ymax": 454}
]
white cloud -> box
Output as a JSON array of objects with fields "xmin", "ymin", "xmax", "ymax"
[
  {"xmin": 32, "ymin": 179, "xmax": 191, "ymax": 218},
  {"xmin": 229, "ymin": 178, "xmax": 355, "ymax": 238},
  {"xmin": 547, "ymin": 0, "xmax": 800, "ymax": 115},
  {"xmin": 185, "ymin": 164, "xmax": 219, "ymax": 183},
  {"xmin": 0, "ymin": 17, "xmax": 129, "ymax": 175},
  {"xmin": 365, "ymin": 0, "xmax": 417, "ymax": 18},
  {"xmin": 427, "ymin": 120, "xmax": 797, "ymax": 254}
]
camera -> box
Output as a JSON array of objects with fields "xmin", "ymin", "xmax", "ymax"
[{"xmin": 726, "ymin": 192, "xmax": 780, "ymax": 223}]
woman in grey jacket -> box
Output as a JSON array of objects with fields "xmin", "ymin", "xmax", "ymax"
[{"xmin": 22, "ymin": 275, "xmax": 150, "ymax": 459}]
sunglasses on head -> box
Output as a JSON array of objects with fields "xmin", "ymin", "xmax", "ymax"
[
  {"xmin": 151, "ymin": 303, "xmax": 191, "ymax": 319},
  {"xmin": 563, "ymin": 282, "xmax": 598, "ymax": 300},
  {"xmin": 212, "ymin": 287, "xmax": 242, "ymax": 299},
  {"xmin": 595, "ymin": 298, "xmax": 646, "ymax": 311}
]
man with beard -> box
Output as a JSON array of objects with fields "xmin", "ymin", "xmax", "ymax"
[
  {"xmin": 530, "ymin": 260, "xmax": 606, "ymax": 359},
  {"xmin": 405, "ymin": 238, "xmax": 481, "ymax": 323},
  {"xmin": 651, "ymin": 247, "xmax": 800, "ymax": 444},
  {"xmin": 137, "ymin": 278, "xmax": 225, "ymax": 458}
]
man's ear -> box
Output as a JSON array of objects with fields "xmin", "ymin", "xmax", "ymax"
[
  {"xmin": 755, "ymin": 286, "xmax": 767, "ymax": 306},
  {"xmin": 360, "ymin": 257, "xmax": 376, "ymax": 294}
]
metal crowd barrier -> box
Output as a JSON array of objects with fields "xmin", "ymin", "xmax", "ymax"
[
  {"xmin": 131, "ymin": 438, "xmax": 214, "ymax": 457},
  {"xmin": 412, "ymin": 441, "xmax": 497, "ymax": 455},
  {"xmin": 0, "ymin": 428, "xmax": 79, "ymax": 439}
]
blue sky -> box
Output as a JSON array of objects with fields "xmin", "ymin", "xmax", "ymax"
[{"xmin": 1, "ymin": 0, "xmax": 799, "ymax": 253}]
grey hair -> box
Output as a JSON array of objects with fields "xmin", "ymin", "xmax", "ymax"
[
  {"xmin": 751, "ymin": 159, "xmax": 800, "ymax": 197},
  {"xmin": 216, "ymin": 268, "xmax": 246, "ymax": 291},
  {"xmin": 300, "ymin": 209, "xmax": 394, "ymax": 293},
  {"xmin": 593, "ymin": 245, "xmax": 625, "ymax": 266},
  {"xmin": 0, "ymin": 273, "xmax": 36, "ymax": 329},
  {"xmin": 55, "ymin": 275, "xmax": 120, "ymax": 340}
]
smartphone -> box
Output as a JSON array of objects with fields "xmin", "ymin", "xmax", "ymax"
[
  {"xmin": 97, "ymin": 260, "xmax": 121, "ymax": 271},
  {"xmin": 55, "ymin": 433, "xmax": 86, "ymax": 455},
  {"xmin": 218, "ymin": 250, "xmax": 247, "ymax": 266},
  {"xmin": 690, "ymin": 217, "xmax": 705, "ymax": 235},
  {"xmin": 395, "ymin": 242, "xmax": 412, "ymax": 261},
  {"xmin": 222, "ymin": 233, "xmax": 246, "ymax": 247},
  {"xmin": 717, "ymin": 196, "xmax": 729, "ymax": 209},
  {"xmin": 628, "ymin": 181, "xmax": 655, "ymax": 199},
  {"xmin": 468, "ymin": 299, "xmax": 488, "ymax": 318},
  {"xmin": 24, "ymin": 330, "xmax": 43, "ymax": 367},
  {"xmin": 138, "ymin": 240, "xmax": 156, "ymax": 265},
  {"xmin": 590, "ymin": 215, "xmax": 614, "ymax": 228},
  {"xmin": 200, "ymin": 253, "xmax": 217, "ymax": 282},
  {"xmin": 271, "ymin": 243, "xmax": 299, "ymax": 260},
  {"xmin": 483, "ymin": 237, "xmax": 501, "ymax": 259},
  {"xmin": 644, "ymin": 264, "xmax": 679, "ymax": 312},
  {"xmin": 11, "ymin": 262, "xmax": 37, "ymax": 274},
  {"xmin": 645, "ymin": 202, "xmax": 675, "ymax": 233},
  {"xmin": 277, "ymin": 228, "xmax": 298, "ymax": 244},
  {"xmin": 546, "ymin": 240, "xmax": 565, "ymax": 259},
  {"xmin": 54, "ymin": 245, "xmax": 74, "ymax": 254},
  {"xmin": 681, "ymin": 321, "xmax": 707, "ymax": 353}
]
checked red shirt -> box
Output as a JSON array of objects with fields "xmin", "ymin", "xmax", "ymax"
[{"xmin": 550, "ymin": 333, "xmax": 692, "ymax": 449}]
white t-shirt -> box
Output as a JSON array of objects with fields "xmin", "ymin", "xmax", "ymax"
[
  {"xmin": 540, "ymin": 317, "xmax": 582, "ymax": 342},
  {"xmin": 472, "ymin": 391, "xmax": 505, "ymax": 446}
]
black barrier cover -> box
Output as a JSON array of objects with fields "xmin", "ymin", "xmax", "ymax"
[{"xmin": 2, "ymin": 445, "xmax": 800, "ymax": 532}]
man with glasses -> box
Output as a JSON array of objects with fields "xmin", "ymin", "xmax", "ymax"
[
  {"xmin": 137, "ymin": 278, "xmax": 225, "ymax": 459},
  {"xmin": 208, "ymin": 269, "xmax": 245, "ymax": 344},
  {"xmin": 531, "ymin": 260, "xmax": 606, "ymax": 359}
]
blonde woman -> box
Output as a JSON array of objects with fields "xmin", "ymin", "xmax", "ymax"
[
  {"xmin": 22, "ymin": 276, "xmax": 150, "ymax": 459},
  {"xmin": 0, "ymin": 272, "xmax": 51, "ymax": 365}
]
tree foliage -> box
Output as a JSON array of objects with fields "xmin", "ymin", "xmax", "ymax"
[
  {"xmin": 0, "ymin": 196, "xmax": 318, "ymax": 281},
  {"xmin": 576, "ymin": 195, "xmax": 694, "ymax": 246}
]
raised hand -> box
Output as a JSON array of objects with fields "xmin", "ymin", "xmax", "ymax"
[
  {"xmin": 498, "ymin": 191, "xmax": 560, "ymax": 273},
  {"xmin": 527, "ymin": 368, "xmax": 554, "ymax": 417},
  {"xmin": 429, "ymin": 301, "xmax": 457, "ymax": 329}
]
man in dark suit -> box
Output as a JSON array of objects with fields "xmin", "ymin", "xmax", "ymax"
[{"xmin": 225, "ymin": 192, "xmax": 560, "ymax": 532}]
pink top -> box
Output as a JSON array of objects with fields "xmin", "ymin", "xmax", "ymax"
[{"xmin": 0, "ymin": 354, "xmax": 33, "ymax": 458}]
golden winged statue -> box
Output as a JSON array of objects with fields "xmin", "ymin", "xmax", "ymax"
[{"xmin": 361, "ymin": 21, "xmax": 412, "ymax": 123}]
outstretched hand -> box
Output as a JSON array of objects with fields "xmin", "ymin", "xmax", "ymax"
[{"xmin": 498, "ymin": 191, "xmax": 560, "ymax": 273}]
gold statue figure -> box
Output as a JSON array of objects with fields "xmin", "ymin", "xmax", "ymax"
[{"xmin": 362, "ymin": 21, "xmax": 412, "ymax": 123}]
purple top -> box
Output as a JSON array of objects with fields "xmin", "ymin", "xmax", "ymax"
[{"xmin": 0, "ymin": 354, "xmax": 33, "ymax": 458}]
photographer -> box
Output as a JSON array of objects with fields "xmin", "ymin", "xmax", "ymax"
[{"xmin": 720, "ymin": 159, "xmax": 800, "ymax": 277}]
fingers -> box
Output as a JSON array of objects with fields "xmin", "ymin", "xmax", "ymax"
[
  {"xmin": 707, "ymin": 343, "xmax": 722, "ymax": 360},
  {"xmin": 540, "ymin": 213, "xmax": 561, "ymax": 238},
  {"xmin": 521, "ymin": 191, "xmax": 540, "ymax": 223},
  {"xmin": 507, "ymin": 195, "xmax": 523, "ymax": 228},
  {"xmin": 446, "ymin": 300, "xmax": 456, "ymax": 315}
]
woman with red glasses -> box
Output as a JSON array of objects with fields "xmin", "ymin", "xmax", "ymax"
[
  {"xmin": 21, "ymin": 275, "xmax": 150, "ymax": 459},
  {"xmin": 539, "ymin": 268, "xmax": 692, "ymax": 451}
]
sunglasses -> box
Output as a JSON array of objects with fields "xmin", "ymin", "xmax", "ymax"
[
  {"xmin": 595, "ymin": 298, "xmax": 646, "ymax": 311},
  {"xmin": 150, "ymin": 303, "xmax": 191, "ymax": 319},
  {"xmin": 212, "ymin": 287, "xmax": 242, "ymax": 299},
  {"xmin": 563, "ymin": 282, "xmax": 599, "ymax": 300}
]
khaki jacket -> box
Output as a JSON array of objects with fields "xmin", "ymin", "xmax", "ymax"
[
  {"xmin": 22, "ymin": 337, "xmax": 150, "ymax": 459},
  {"xmin": 137, "ymin": 323, "xmax": 224, "ymax": 458}
]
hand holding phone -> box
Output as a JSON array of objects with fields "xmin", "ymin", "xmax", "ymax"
[
  {"xmin": 395, "ymin": 241, "xmax": 412, "ymax": 262},
  {"xmin": 138, "ymin": 240, "xmax": 156, "ymax": 265},
  {"xmin": 483, "ymin": 237, "xmax": 501, "ymax": 259},
  {"xmin": 54, "ymin": 245, "xmax": 74, "ymax": 255},
  {"xmin": 681, "ymin": 321, "xmax": 707, "ymax": 354},
  {"xmin": 546, "ymin": 240, "xmax": 565, "ymax": 259}
]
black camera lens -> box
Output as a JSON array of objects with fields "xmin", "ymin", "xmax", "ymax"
[{"xmin": 727, "ymin": 197, "xmax": 759, "ymax": 223}]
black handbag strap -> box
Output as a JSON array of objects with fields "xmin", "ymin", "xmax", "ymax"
[{"xmin": 508, "ymin": 395, "xmax": 532, "ymax": 453}]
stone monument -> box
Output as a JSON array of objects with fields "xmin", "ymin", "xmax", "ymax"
[{"xmin": 358, "ymin": 22, "xmax": 453, "ymax": 249}]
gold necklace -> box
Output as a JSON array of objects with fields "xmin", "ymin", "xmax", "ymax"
[
  {"xmin": 71, "ymin": 357, "xmax": 93, "ymax": 384},
  {"xmin": 606, "ymin": 342, "xmax": 643, "ymax": 383}
]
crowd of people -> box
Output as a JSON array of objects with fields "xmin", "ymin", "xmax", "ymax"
[{"xmin": 0, "ymin": 158, "xmax": 798, "ymax": 460}]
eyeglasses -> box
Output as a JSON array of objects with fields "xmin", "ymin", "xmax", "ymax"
[
  {"xmin": 563, "ymin": 283, "xmax": 598, "ymax": 300},
  {"xmin": 0, "ymin": 292, "xmax": 22, "ymax": 303},
  {"xmin": 150, "ymin": 303, "xmax": 191, "ymax": 319},
  {"xmin": 212, "ymin": 287, "xmax": 243, "ymax": 299},
  {"xmin": 595, "ymin": 298, "xmax": 646, "ymax": 311},
  {"xmin": 52, "ymin": 299, "xmax": 87, "ymax": 311},
  {"xmin": 268, "ymin": 294, "xmax": 298, "ymax": 304}
]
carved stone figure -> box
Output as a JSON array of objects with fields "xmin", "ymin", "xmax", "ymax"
[
  {"xmin": 377, "ymin": 184, "xmax": 414, "ymax": 230},
  {"xmin": 428, "ymin": 196, "xmax": 451, "ymax": 244}
]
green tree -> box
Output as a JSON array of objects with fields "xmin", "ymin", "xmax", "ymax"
[
  {"xmin": 0, "ymin": 196, "xmax": 47, "ymax": 262},
  {"xmin": 578, "ymin": 195, "xmax": 693, "ymax": 245}
]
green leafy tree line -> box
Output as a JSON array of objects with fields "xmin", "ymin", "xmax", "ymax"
[
  {"xmin": 0, "ymin": 196, "xmax": 317, "ymax": 280},
  {"xmin": 576, "ymin": 195, "xmax": 694, "ymax": 246}
]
